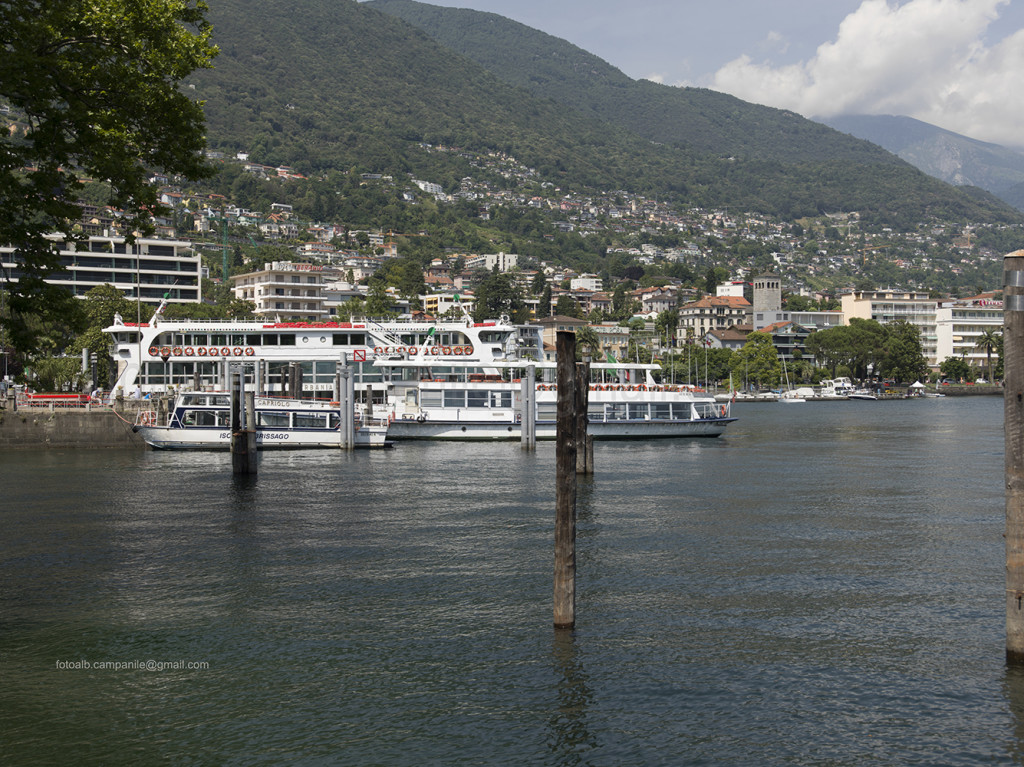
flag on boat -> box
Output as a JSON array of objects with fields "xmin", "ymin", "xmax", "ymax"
[{"xmin": 606, "ymin": 351, "xmax": 619, "ymax": 378}]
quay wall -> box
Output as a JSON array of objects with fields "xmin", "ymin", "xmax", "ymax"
[{"xmin": 0, "ymin": 406, "xmax": 148, "ymax": 450}]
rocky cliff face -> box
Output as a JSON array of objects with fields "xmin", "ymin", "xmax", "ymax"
[{"xmin": 822, "ymin": 114, "xmax": 1024, "ymax": 210}]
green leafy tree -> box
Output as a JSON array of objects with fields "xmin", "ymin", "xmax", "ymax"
[
  {"xmin": 71, "ymin": 284, "xmax": 135, "ymax": 383},
  {"xmin": 26, "ymin": 355, "xmax": 83, "ymax": 392},
  {"xmin": 554, "ymin": 294, "xmax": 581, "ymax": 319},
  {"xmin": 939, "ymin": 356, "xmax": 971, "ymax": 382},
  {"xmin": 878, "ymin": 320, "xmax": 928, "ymax": 384},
  {"xmin": 575, "ymin": 325, "xmax": 600, "ymax": 360},
  {"xmin": 0, "ymin": 0, "xmax": 217, "ymax": 353},
  {"xmin": 730, "ymin": 331, "xmax": 781, "ymax": 389},
  {"xmin": 473, "ymin": 271, "xmax": 526, "ymax": 322}
]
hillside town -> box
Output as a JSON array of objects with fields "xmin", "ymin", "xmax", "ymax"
[{"xmin": 1, "ymin": 145, "xmax": 1018, "ymax": 389}]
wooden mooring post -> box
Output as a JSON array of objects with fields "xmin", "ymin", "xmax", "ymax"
[
  {"xmin": 554, "ymin": 331, "xmax": 577, "ymax": 629},
  {"xmin": 521, "ymin": 363, "xmax": 536, "ymax": 450},
  {"xmin": 230, "ymin": 369, "xmax": 258, "ymax": 475},
  {"xmin": 1006, "ymin": 250, "xmax": 1024, "ymax": 662},
  {"xmin": 575, "ymin": 352, "xmax": 593, "ymax": 475}
]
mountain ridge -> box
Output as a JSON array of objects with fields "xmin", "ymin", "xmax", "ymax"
[{"xmin": 187, "ymin": 0, "xmax": 1020, "ymax": 226}]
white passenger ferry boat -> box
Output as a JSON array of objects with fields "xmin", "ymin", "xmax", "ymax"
[
  {"xmin": 132, "ymin": 392, "xmax": 389, "ymax": 450},
  {"xmin": 104, "ymin": 308, "xmax": 735, "ymax": 441}
]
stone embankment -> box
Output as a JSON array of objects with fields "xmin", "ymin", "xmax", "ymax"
[{"xmin": 0, "ymin": 398, "xmax": 153, "ymax": 450}]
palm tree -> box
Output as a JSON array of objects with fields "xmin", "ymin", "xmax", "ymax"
[{"xmin": 975, "ymin": 328, "xmax": 1002, "ymax": 382}]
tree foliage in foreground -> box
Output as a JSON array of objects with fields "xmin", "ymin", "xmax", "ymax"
[{"xmin": 0, "ymin": 0, "xmax": 217, "ymax": 353}]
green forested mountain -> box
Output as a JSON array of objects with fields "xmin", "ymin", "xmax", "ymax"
[{"xmin": 191, "ymin": 0, "xmax": 1019, "ymax": 226}]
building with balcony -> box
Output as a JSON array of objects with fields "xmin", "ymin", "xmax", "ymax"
[
  {"xmin": 934, "ymin": 295, "xmax": 1003, "ymax": 372},
  {"xmin": 0, "ymin": 235, "xmax": 201, "ymax": 305},
  {"xmin": 677, "ymin": 296, "xmax": 751, "ymax": 339},
  {"xmin": 841, "ymin": 289, "xmax": 938, "ymax": 366},
  {"xmin": 229, "ymin": 261, "xmax": 339, "ymax": 322}
]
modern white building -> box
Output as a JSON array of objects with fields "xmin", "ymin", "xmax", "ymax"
[
  {"xmin": 0, "ymin": 235, "xmax": 201, "ymax": 305},
  {"xmin": 570, "ymin": 273, "xmax": 603, "ymax": 292},
  {"xmin": 841, "ymin": 289, "xmax": 938, "ymax": 367},
  {"xmin": 230, "ymin": 261, "xmax": 339, "ymax": 322},
  {"xmin": 934, "ymin": 296, "xmax": 1003, "ymax": 371}
]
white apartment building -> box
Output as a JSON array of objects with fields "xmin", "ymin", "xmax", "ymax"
[
  {"xmin": 0, "ymin": 235, "xmax": 201, "ymax": 305},
  {"xmin": 934, "ymin": 297, "xmax": 1003, "ymax": 370},
  {"xmin": 841, "ymin": 289, "xmax": 938, "ymax": 367},
  {"xmin": 570, "ymin": 273, "xmax": 603, "ymax": 292},
  {"xmin": 230, "ymin": 261, "xmax": 339, "ymax": 322}
]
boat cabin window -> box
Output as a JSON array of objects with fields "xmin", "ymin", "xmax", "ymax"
[
  {"xmin": 466, "ymin": 391, "xmax": 488, "ymax": 408},
  {"xmin": 671, "ymin": 403, "xmax": 693, "ymax": 419},
  {"xmin": 629, "ymin": 404, "xmax": 649, "ymax": 420},
  {"xmin": 491, "ymin": 391, "xmax": 512, "ymax": 408},
  {"xmin": 421, "ymin": 390, "xmax": 441, "ymax": 408},
  {"xmin": 258, "ymin": 412, "xmax": 290, "ymax": 428},
  {"xmin": 182, "ymin": 410, "xmax": 229, "ymax": 427},
  {"xmin": 651, "ymin": 403, "xmax": 671, "ymax": 420},
  {"xmin": 294, "ymin": 413, "xmax": 326, "ymax": 429}
]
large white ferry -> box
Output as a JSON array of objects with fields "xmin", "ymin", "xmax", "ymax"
[{"xmin": 103, "ymin": 308, "xmax": 735, "ymax": 440}]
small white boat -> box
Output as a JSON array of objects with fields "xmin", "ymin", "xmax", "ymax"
[
  {"xmin": 133, "ymin": 392, "xmax": 390, "ymax": 449},
  {"xmin": 847, "ymin": 389, "xmax": 878, "ymax": 401}
]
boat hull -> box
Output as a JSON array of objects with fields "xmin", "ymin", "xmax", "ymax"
[
  {"xmin": 135, "ymin": 425, "xmax": 388, "ymax": 450},
  {"xmin": 385, "ymin": 417, "xmax": 736, "ymax": 441}
]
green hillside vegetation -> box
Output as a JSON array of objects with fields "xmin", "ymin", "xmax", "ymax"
[
  {"xmin": 366, "ymin": 0, "xmax": 1020, "ymax": 226},
  {"xmin": 190, "ymin": 0, "xmax": 1019, "ymax": 229}
]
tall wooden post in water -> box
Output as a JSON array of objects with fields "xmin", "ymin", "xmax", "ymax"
[
  {"xmin": 521, "ymin": 363, "xmax": 536, "ymax": 450},
  {"xmin": 230, "ymin": 369, "xmax": 257, "ymax": 475},
  {"xmin": 575, "ymin": 352, "xmax": 593, "ymax": 475},
  {"xmin": 1006, "ymin": 251, "xmax": 1024, "ymax": 662},
  {"xmin": 554, "ymin": 331, "xmax": 577, "ymax": 629}
]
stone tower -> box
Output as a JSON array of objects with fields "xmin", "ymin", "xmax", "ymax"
[{"xmin": 753, "ymin": 273, "xmax": 782, "ymax": 314}]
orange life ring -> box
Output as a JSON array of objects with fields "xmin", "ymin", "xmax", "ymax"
[
  {"xmin": 172, "ymin": 346, "xmax": 182, "ymax": 356},
  {"xmin": 396, "ymin": 346, "xmax": 406, "ymax": 354},
  {"xmin": 139, "ymin": 411, "xmax": 155, "ymax": 426},
  {"xmin": 221, "ymin": 346, "xmax": 231, "ymax": 357},
  {"xmin": 197, "ymin": 347, "xmax": 207, "ymax": 357},
  {"xmin": 463, "ymin": 346, "xmax": 474, "ymax": 356},
  {"xmin": 442, "ymin": 346, "xmax": 452, "ymax": 355},
  {"xmin": 160, "ymin": 346, "xmax": 171, "ymax": 357},
  {"xmin": 430, "ymin": 346, "xmax": 440, "ymax": 355},
  {"xmin": 453, "ymin": 346, "xmax": 463, "ymax": 356},
  {"xmin": 407, "ymin": 347, "xmax": 417, "ymax": 355},
  {"xmin": 638, "ymin": 384, "xmax": 647, "ymax": 391},
  {"xmin": 184, "ymin": 346, "xmax": 195, "ymax": 357},
  {"xmin": 232, "ymin": 347, "xmax": 243, "ymax": 356},
  {"xmin": 244, "ymin": 347, "xmax": 255, "ymax": 357},
  {"xmin": 720, "ymin": 406, "xmax": 727, "ymax": 416},
  {"xmin": 374, "ymin": 346, "xmax": 383, "ymax": 354},
  {"xmin": 148, "ymin": 346, "xmax": 160, "ymax": 357}
]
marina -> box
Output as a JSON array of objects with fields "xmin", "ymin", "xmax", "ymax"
[{"xmin": 2, "ymin": 397, "xmax": 1019, "ymax": 765}]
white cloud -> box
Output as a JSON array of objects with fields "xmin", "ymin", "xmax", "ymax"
[{"xmin": 711, "ymin": 0, "xmax": 1023, "ymax": 146}]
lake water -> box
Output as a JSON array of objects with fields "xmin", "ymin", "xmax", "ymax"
[{"xmin": 2, "ymin": 396, "xmax": 1021, "ymax": 765}]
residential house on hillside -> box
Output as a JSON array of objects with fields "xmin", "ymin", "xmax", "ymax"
[
  {"xmin": 535, "ymin": 315, "xmax": 588, "ymax": 362},
  {"xmin": 761, "ymin": 320, "xmax": 814, "ymax": 363},
  {"xmin": 678, "ymin": 296, "xmax": 752, "ymax": 339},
  {"xmin": 705, "ymin": 325, "xmax": 751, "ymax": 351}
]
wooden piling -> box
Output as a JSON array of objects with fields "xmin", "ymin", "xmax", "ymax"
[
  {"xmin": 554, "ymin": 331, "xmax": 577, "ymax": 629},
  {"xmin": 575, "ymin": 360, "xmax": 592, "ymax": 474},
  {"xmin": 521, "ymin": 363, "xmax": 536, "ymax": 450},
  {"xmin": 230, "ymin": 370, "xmax": 257, "ymax": 475},
  {"xmin": 1006, "ymin": 250, "xmax": 1024, "ymax": 662}
]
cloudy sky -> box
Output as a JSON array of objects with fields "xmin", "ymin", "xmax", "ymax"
[{"xmin": 423, "ymin": 0, "xmax": 1024, "ymax": 148}]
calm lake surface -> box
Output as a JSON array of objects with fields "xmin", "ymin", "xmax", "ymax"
[{"xmin": 2, "ymin": 396, "xmax": 1021, "ymax": 765}]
